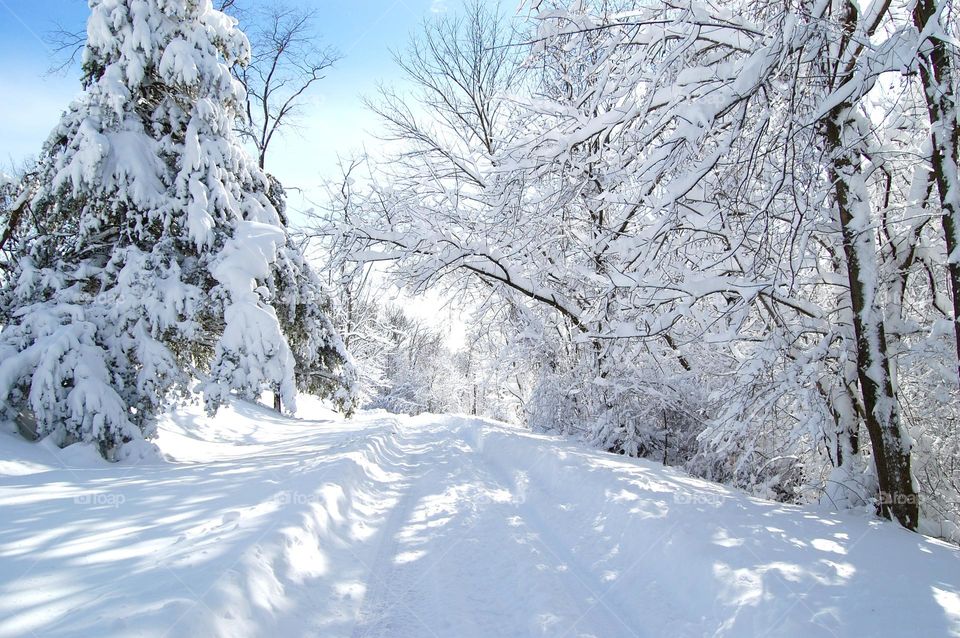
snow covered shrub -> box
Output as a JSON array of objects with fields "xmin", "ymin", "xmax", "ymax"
[
  {"xmin": 593, "ymin": 379, "xmax": 704, "ymax": 465},
  {"xmin": 0, "ymin": 0, "xmax": 354, "ymax": 458},
  {"xmin": 897, "ymin": 333, "xmax": 960, "ymax": 542},
  {"xmin": 525, "ymin": 336, "xmax": 706, "ymax": 466},
  {"xmin": 526, "ymin": 368, "xmax": 590, "ymax": 438},
  {"xmin": 363, "ymin": 305, "xmax": 451, "ymax": 415}
]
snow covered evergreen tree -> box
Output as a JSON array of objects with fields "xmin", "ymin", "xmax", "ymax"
[
  {"xmin": 0, "ymin": 171, "xmax": 20, "ymax": 272},
  {"xmin": 0, "ymin": 0, "xmax": 354, "ymax": 458},
  {"xmin": 263, "ymin": 178, "xmax": 356, "ymax": 414}
]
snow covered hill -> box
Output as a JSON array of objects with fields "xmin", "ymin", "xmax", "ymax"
[{"xmin": 1, "ymin": 400, "xmax": 959, "ymax": 638}]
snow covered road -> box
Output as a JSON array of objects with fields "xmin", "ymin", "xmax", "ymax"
[{"xmin": 1, "ymin": 400, "xmax": 959, "ymax": 637}]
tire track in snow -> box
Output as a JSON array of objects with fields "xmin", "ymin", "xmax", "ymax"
[
  {"xmin": 460, "ymin": 422, "xmax": 649, "ymax": 638},
  {"xmin": 350, "ymin": 422, "xmax": 442, "ymax": 638},
  {"xmin": 353, "ymin": 418, "xmax": 643, "ymax": 637}
]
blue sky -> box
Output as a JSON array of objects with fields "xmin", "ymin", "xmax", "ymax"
[{"xmin": 0, "ymin": 0, "xmax": 457, "ymax": 185}]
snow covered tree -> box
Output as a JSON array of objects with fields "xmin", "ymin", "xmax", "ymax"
[
  {"xmin": 911, "ymin": 0, "xmax": 960, "ymax": 391},
  {"xmin": 0, "ymin": 0, "xmax": 353, "ymax": 458},
  {"xmin": 264, "ymin": 178, "xmax": 357, "ymax": 414},
  {"xmin": 816, "ymin": 0, "xmax": 919, "ymax": 529},
  {"xmin": 0, "ymin": 170, "xmax": 24, "ymax": 271},
  {"xmin": 321, "ymin": 0, "xmax": 960, "ymax": 533}
]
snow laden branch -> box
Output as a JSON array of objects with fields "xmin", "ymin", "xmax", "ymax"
[{"xmin": 313, "ymin": 0, "xmax": 960, "ymax": 535}]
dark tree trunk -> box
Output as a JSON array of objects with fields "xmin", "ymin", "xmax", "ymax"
[
  {"xmin": 825, "ymin": 104, "xmax": 919, "ymax": 530},
  {"xmin": 913, "ymin": 0, "xmax": 960, "ymax": 391},
  {"xmin": 812, "ymin": 0, "xmax": 919, "ymax": 531}
]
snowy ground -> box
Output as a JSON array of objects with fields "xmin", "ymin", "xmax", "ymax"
[{"xmin": 1, "ymin": 400, "xmax": 959, "ymax": 638}]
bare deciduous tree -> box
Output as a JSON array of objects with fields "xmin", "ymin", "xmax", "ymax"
[{"xmin": 224, "ymin": 2, "xmax": 340, "ymax": 170}]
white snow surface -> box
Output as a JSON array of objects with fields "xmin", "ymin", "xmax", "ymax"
[{"xmin": 1, "ymin": 400, "xmax": 959, "ymax": 638}]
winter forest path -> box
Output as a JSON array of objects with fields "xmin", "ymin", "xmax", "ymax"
[
  {"xmin": 1, "ymin": 399, "xmax": 959, "ymax": 637},
  {"xmin": 349, "ymin": 416, "xmax": 644, "ymax": 638}
]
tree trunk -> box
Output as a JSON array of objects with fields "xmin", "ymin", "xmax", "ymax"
[
  {"xmin": 913, "ymin": 0, "xmax": 960, "ymax": 391},
  {"xmin": 273, "ymin": 391, "xmax": 282, "ymax": 413},
  {"xmin": 825, "ymin": 104, "xmax": 919, "ymax": 529}
]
